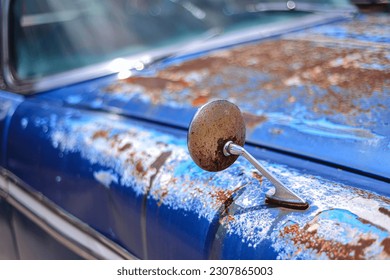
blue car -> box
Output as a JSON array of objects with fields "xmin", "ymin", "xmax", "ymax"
[{"xmin": 0, "ymin": 0, "xmax": 389, "ymax": 259}]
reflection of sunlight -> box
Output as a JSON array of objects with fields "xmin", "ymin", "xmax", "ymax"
[
  {"xmin": 117, "ymin": 70, "xmax": 132, "ymax": 80},
  {"xmin": 108, "ymin": 58, "xmax": 146, "ymax": 79},
  {"xmin": 21, "ymin": 10, "xmax": 80, "ymax": 27},
  {"xmin": 181, "ymin": 2, "xmax": 206, "ymax": 20}
]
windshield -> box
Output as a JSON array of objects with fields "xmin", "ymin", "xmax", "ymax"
[{"xmin": 9, "ymin": 0, "xmax": 354, "ymax": 80}]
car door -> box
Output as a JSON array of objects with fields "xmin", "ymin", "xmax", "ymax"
[
  {"xmin": 1, "ymin": 89, "xmax": 82, "ymax": 259},
  {"xmin": 0, "ymin": 88, "xmax": 92, "ymax": 259}
]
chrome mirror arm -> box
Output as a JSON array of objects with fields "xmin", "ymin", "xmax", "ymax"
[{"xmin": 223, "ymin": 141, "xmax": 308, "ymax": 209}]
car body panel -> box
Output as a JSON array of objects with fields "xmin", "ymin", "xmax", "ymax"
[
  {"xmin": 1, "ymin": 2, "xmax": 389, "ymax": 260},
  {"xmin": 5, "ymin": 94, "xmax": 390, "ymax": 259}
]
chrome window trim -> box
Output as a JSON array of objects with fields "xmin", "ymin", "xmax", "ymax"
[
  {"xmin": 1, "ymin": 0, "xmax": 12, "ymax": 89},
  {"xmin": 0, "ymin": 168, "xmax": 137, "ymax": 260},
  {"xmin": 1, "ymin": 0, "xmax": 355, "ymax": 95}
]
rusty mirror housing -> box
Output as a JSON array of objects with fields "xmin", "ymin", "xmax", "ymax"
[
  {"xmin": 188, "ymin": 100, "xmax": 308, "ymax": 209},
  {"xmin": 188, "ymin": 100, "xmax": 245, "ymax": 172}
]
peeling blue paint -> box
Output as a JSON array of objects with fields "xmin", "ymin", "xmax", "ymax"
[
  {"xmin": 272, "ymin": 209, "xmax": 389, "ymax": 259},
  {"xmin": 37, "ymin": 113, "xmax": 390, "ymax": 259}
]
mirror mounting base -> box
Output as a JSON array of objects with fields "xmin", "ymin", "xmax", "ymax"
[{"xmin": 224, "ymin": 141, "xmax": 309, "ymax": 210}]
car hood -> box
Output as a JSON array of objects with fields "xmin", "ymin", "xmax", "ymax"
[{"xmin": 51, "ymin": 13, "xmax": 389, "ymax": 180}]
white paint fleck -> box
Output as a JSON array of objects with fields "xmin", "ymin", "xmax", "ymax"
[
  {"xmin": 348, "ymin": 196, "xmax": 390, "ymax": 232},
  {"xmin": 21, "ymin": 118, "xmax": 28, "ymax": 129},
  {"xmin": 93, "ymin": 170, "xmax": 118, "ymax": 189},
  {"xmin": 284, "ymin": 75, "xmax": 302, "ymax": 86}
]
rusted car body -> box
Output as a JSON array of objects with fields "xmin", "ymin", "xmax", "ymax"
[{"xmin": 0, "ymin": 0, "xmax": 389, "ymax": 259}]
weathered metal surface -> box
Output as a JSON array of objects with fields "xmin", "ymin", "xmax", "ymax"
[
  {"xmin": 21, "ymin": 110, "xmax": 389, "ymax": 259},
  {"xmin": 104, "ymin": 15, "xmax": 390, "ymax": 119},
  {"xmin": 275, "ymin": 209, "xmax": 389, "ymax": 259},
  {"xmin": 57, "ymin": 14, "xmax": 390, "ymax": 178},
  {"xmin": 188, "ymin": 100, "xmax": 245, "ymax": 172}
]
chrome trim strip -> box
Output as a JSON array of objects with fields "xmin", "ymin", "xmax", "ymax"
[
  {"xmin": 0, "ymin": 172, "xmax": 8, "ymax": 196},
  {"xmin": 1, "ymin": 0, "xmax": 19, "ymax": 91},
  {"xmin": 0, "ymin": 170, "xmax": 137, "ymax": 260},
  {"xmin": 1, "ymin": 0, "xmax": 354, "ymax": 94}
]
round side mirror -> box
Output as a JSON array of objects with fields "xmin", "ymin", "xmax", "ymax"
[
  {"xmin": 187, "ymin": 99, "xmax": 308, "ymax": 209},
  {"xmin": 187, "ymin": 100, "xmax": 246, "ymax": 172}
]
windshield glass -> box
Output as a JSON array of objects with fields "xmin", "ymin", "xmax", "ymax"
[{"xmin": 10, "ymin": 0, "xmax": 353, "ymax": 80}]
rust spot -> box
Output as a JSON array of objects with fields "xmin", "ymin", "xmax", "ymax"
[
  {"xmin": 280, "ymin": 223, "xmax": 378, "ymax": 260},
  {"xmin": 136, "ymin": 161, "xmax": 144, "ymax": 175},
  {"xmin": 118, "ymin": 143, "xmax": 132, "ymax": 152},
  {"xmin": 194, "ymin": 187, "xmax": 204, "ymax": 195},
  {"xmin": 150, "ymin": 151, "xmax": 172, "ymax": 171},
  {"xmin": 210, "ymin": 184, "xmax": 246, "ymax": 226},
  {"xmin": 220, "ymin": 214, "xmax": 236, "ymax": 225},
  {"xmin": 287, "ymin": 96, "xmax": 296, "ymax": 103},
  {"xmin": 92, "ymin": 130, "xmax": 109, "ymax": 140},
  {"xmin": 191, "ymin": 95, "xmax": 210, "ymax": 106},
  {"xmin": 104, "ymin": 83, "xmax": 123, "ymax": 93},
  {"xmin": 166, "ymin": 56, "xmax": 226, "ymax": 73},
  {"xmin": 378, "ymin": 207, "xmax": 390, "ymax": 218},
  {"xmin": 353, "ymin": 188, "xmax": 390, "ymax": 204},
  {"xmin": 252, "ymin": 171, "xmax": 263, "ymax": 184},
  {"xmin": 124, "ymin": 76, "xmax": 191, "ymax": 92},
  {"xmin": 157, "ymin": 187, "xmax": 169, "ymax": 207},
  {"xmin": 270, "ymin": 128, "xmax": 283, "ymax": 135},
  {"xmin": 211, "ymin": 189, "xmax": 234, "ymax": 206},
  {"xmin": 356, "ymin": 216, "xmax": 388, "ymax": 232},
  {"xmin": 147, "ymin": 150, "xmax": 172, "ymax": 198},
  {"xmin": 213, "ymin": 188, "xmax": 235, "ymax": 226},
  {"xmin": 381, "ymin": 238, "xmax": 390, "ymax": 255},
  {"xmin": 242, "ymin": 111, "xmax": 267, "ymax": 129},
  {"xmin": 107, "ymin": 76, "xmax": 191, "ymax": 104},
  {"xmin": 283, "ymin": 223, "xmax": 300, "ymax": 235}
]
